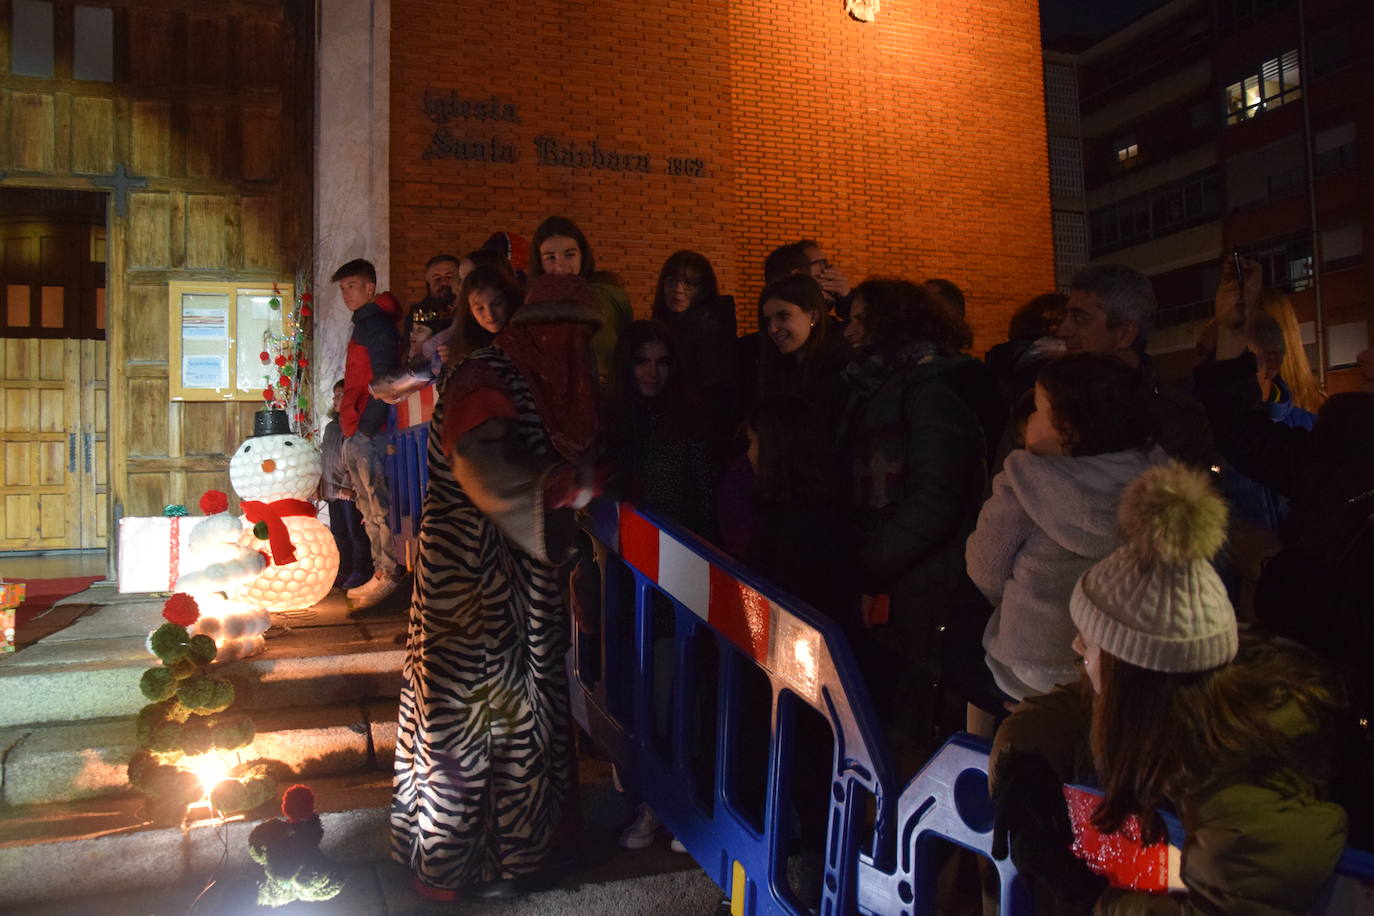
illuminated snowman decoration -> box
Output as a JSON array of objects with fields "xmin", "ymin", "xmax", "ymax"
[{"xmin": 227, "ymin": 410, "xmax": 339, "ymax": 614}]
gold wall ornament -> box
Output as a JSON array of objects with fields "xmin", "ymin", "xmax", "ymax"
[{"xmin": 846, "ymin": 0, "xmax": 880, "ymax": 22}]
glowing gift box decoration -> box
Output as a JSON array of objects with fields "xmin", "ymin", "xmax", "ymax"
[{"xmin": 117, "ymin": 516, "xmax": 216, "ymax": 594}]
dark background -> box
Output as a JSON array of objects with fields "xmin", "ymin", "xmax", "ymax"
[{"xmin": 1041, "ymin": 0, "xmax": 1164, "ymax": 43}]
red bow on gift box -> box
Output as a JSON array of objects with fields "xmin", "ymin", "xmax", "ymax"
[{"xmin": 241, "ymin": 498, "xmax": 316, "ymax": 565}]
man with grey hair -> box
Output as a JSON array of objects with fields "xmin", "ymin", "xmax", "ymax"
[
  {"xmin": 1057, "ymin": 263, "xmax": 1156, "ymax": 366},
  {"xmin": 1058, "ymin": 263, "xmax": 1216, "ymax": 468}
]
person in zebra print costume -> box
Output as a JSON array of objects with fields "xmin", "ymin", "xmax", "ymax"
[{"xmin": 391, "ymin": 274, "xmax": 604, "ymax": 899}]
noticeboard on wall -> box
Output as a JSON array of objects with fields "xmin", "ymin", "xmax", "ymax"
[{"xmin": 168, "ymin": 281, "xmax": 291, "ymax": 401}]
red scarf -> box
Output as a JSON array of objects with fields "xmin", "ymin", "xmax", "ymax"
[
  {"xmin": 494, "ymin": 322, "xmax": 599, "ymax": 462},
  {"xmin": 242, "ymin": 498, "xmax": 316, "ymax": 565}
]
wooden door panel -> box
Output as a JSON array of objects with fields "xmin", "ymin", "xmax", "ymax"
[
  {"xmin": 5, "ymin": 443, "xmax": 30, "ymax": 486},
  {"xmin": 128, "ymin": 193, "xmax": 171, "ymax": 269},
  {"xmin": 38, "ymin": 493, "xmax": 66, "ymax": 539},
  {"xmin": 4, "ymin": 496, "xmax": 31, "ymax": 540},
  {"xmin": 0, "ymin": 339, "xmax": 79, "ymax": 549},
  {"xmin": 71, "ymin": 97, "xmax": 116, "ymax": 175},
  {"xmin": 39, "ymin": 441, "xmax": 65, "ymax": 486},
  {"xmin": 7, "ymin": 92, "xmax": 56, "ymax": 172}
]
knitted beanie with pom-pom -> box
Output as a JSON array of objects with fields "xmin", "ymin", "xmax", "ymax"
[{"xmin": 1070, "ymin": 462, "xmax": 1237, "ymax": 673}]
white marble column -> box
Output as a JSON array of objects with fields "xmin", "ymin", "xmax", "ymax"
[{"xmin": 313, "ymin": 0, "xmax": 390, "ymax": 421}]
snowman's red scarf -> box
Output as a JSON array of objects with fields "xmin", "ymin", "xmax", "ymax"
[{"xmin": 241, "ymin": 498, "xmax": 316, "ymax": 565}]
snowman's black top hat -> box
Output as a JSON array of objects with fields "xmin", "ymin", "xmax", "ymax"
[{"xmin": 253, "ymin": 408, "xmax": 292, "ymax": 438}]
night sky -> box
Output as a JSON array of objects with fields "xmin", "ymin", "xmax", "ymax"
[{"xmin": 1040, "ymin": 0, "xmax": 1168, "ymax": 43}]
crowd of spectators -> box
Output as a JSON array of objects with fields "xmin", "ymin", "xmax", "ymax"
[{"xmin": 326, "ymin": 219, "xmax": 1374, "ymax": 911}]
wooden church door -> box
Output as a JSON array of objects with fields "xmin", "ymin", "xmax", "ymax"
[{"xmin": 0, "ymin": 193, "xmax": 108, "ymax": 551}]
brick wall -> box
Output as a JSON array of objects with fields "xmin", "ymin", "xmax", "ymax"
[{"xmin": 389, "ymin": 0, "xmax": 1053, "ymax": 347}]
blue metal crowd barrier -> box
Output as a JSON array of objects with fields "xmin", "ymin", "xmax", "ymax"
[
  {"xmin": 384, "ymin": 420, "xmax": 429, "ymax": 566},
  {"xmin": 576, "ymin": 500, "xmax": 1022, "ymax": 915},
  {"xmin": 574, "ymin": 501, "xmax": 1374, "ymax": 916},
  {"xmin": 380, "ymin": 448, "xmax": 1374, "ymax": 914}
]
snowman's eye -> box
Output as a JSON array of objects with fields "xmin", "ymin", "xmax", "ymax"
[
  {"xmin": 284, "ymin": 441, "xmax": 294, "ymax": 447},
  {"xmin": 242, "ymin": 445, "xmax": 251, "ymax": 453}
]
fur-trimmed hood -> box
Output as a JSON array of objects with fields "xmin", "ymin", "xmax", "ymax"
[{"xmin": 1001, "ymin": 445, "xmax": 1169, "ymax": 556}]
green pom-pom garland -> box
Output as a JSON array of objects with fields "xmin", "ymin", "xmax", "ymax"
[
  {"xmin": 178, "ymin": 676, "xmax": 235, "ymax": 714},
  {"xmin": 139, "ymin": 667, "xmax": 177, "ymax": 702},
  {"xmin": 187, "ymin": 634, "xmax": 217, "ymax": 664}
]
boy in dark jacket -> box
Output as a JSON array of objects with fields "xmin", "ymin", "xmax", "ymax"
[{"xmin": 333, "ymin": 258, "xmax": 402, "ymax": 608}]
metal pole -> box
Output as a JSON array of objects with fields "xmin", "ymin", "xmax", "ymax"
[{"xmin": 1298, "ymin": 0, "xmax": 1327, "ymax": 384}]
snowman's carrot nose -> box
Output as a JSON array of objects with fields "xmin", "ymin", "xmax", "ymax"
[{"xmin": 261, "ymin": 459, "xmax": 277, "ymax": 473}]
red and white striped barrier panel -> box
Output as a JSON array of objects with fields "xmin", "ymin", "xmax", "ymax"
[
  {"xmin": 615, "ymin": 503, "xmax": 829, "ymax": 706},
  {"xmin": 395, "ymin": 384, "xmax": 436, "ymax": 429}
]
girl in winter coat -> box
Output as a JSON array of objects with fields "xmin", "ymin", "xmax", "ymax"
[
  {"xmin": 606, "ymin": 320, "xmax": 719, "ymax": 542},
  {"xmin": 838, "ymin": 278, "xmax": 986, "ymax": 746},
  {"xmin": 529, "ymin": 215, "xmax": 632, "ymax": 385},
  {"xmin": 651, "ymin": 250, "xmax": 741, "ymax": 441},
  {"xmin": 966, "ymin": 354, "xmax": 1165, "ymax": 727},
  {"xmin": 991, "ymin": 463, "xmax": 1347, "ymax": 914}
]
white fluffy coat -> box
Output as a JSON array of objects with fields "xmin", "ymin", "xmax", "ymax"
[{"xmin": 968, "ymin": 445, "xmax": 1167, "ymax": 699}]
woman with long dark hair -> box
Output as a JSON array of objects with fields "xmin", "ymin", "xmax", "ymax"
[
  {"xmin": 650, "ymin": 250, "xmax": 739, "ymax": 423},
  {"xmin": 991, "ymin": 464, "xmax": 1346, "ymax": 913},
  {"xmin": 838, "ymin": 278, "xmax": 987, "ymax": 743},
  {"xmin": 756, "ymin": 273, "xmax": 850, "ymax": 427},
  {"xmin": 529, "ymin": 215, "xmax": 631, "ymax": 384},
  {"xmin": 606, "ymin": 320, "xmax": 718, "ymax": 540},
  {"xmin": 445, "ymin": 264, "xmax": 523, "ymax": 367}
]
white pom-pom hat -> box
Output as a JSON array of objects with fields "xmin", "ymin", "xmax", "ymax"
[{"xmin": 1070, "ymin": 462, "xmax": 1237, "ymax": 673}]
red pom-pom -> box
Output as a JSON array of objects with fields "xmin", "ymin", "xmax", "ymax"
[
  {"xmin": 298, "ymin": 357, "xmax": 310, "ymax": 367},
  {"xmin": 301, "ymin": 305, "xmax": 313, "ymax": 317},
  {"xmin": 199, "ymin": 490, "xmax": 229, "ymax": 515},
  {"xmin": 281, "ymin": 784, "xmax": 316, "ymax": 822},
  {"xmin": 300, "ymin": 293, "xmax": 313, "ymax": 303},
  {"xmin": 274, "ymin": 355, "xmax": 287, "ymax": 367},
  {"xmin": 259, "ymin": 351, "xmax": 270, "ymax": 363},
  {"xmin": 162, "ymin": 593, "xmax": 200, "ymax": 627},
  {"xmin": 262, "ymin": 388, "xmax": 274, "ymax": 401},
  {"xmin": 278, "ymin": 375, "xmax": 291, "ymax": 387}
]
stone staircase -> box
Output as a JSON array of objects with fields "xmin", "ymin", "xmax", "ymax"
[{"xmin": 0, "ymin": 586, "xmax": 717, "ymax": 913}]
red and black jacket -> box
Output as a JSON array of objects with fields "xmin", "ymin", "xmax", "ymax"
[{"xmin": 341, "ymin": 291, "xmax": 402, "ymax": 437}]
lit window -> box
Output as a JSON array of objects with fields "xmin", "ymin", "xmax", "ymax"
[
  {"xmin": 1226, "ymin": 50, "xmax": 1300, "ymax": 125},
  {"xmin": 1113, "ymin": 134, "xmax": 1139, "ymax": 163}
]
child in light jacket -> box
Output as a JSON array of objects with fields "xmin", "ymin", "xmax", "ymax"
[{"xmin": 965, "ymin": 354, "xmax": 1165, "ymax": 728}]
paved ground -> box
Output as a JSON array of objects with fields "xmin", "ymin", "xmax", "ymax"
[{"xmin": 4, "ymin": 846, "xmax": 723, "ymax": 915}]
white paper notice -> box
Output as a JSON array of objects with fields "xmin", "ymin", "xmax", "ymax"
[{"xmin": 183, "ymin": 354, "xmax": 227, "ymax": 388}]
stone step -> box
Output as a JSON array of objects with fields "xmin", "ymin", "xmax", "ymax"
[
  {"xmin": 0, "ymin": 700, "xmax": 401, "ymax": 806},
  {"xmin": 0, "ymin": 598, "xmax": 406, "ymax": 728},
  {"xmin": 0, "ymin": 758, "xmax": 712, "ymax": 912}
]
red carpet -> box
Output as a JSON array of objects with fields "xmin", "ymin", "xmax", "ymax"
[{"xmin": 9, "ymin": 576, "xmax": 103, "ymax": 648}]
